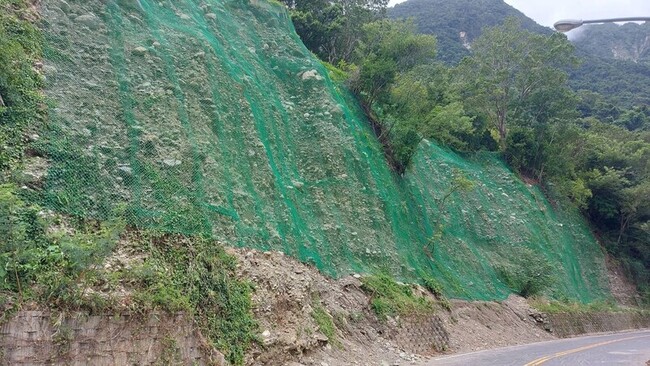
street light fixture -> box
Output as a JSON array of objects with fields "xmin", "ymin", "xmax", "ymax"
[{"xmin": 554, "ymin": 17, "xmax": 650, "ymax": 32}]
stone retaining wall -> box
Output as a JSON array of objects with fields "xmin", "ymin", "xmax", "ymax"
[
  {"xmin": 547, "ymin": 311, "xmax": 650, "ymax": 338},
  {"xmin": 389, "ymin": 315, "xmax": 450, "ymax": 355},
  {"xmin": 0, "ymin": 311, "xmax": 223, "ymax": 365}
]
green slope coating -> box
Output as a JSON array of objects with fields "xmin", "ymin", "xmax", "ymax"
[{"xmin": 36, "ymin": 0, "xmax": 610, "ymax": 301}]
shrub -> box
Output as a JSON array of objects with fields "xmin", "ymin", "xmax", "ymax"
[
  {"xmin": 495, "ymin": 247, "xmax": 556, "ymax": 298},
  {"xmin": 361, "ymin": 273, "xmax": 434, "ymax": 320}
]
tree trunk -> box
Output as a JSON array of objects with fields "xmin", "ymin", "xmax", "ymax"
[
  {"xmin": 0, "ymin": 93, "xmax": 5, "ymax": 107},
  {"xmin": 617, "ymin": 214, "xmax": 632, "ymax": 246},
  {"xmin": 497, "ymin": 112, "xmax": 507, "ymax": 150}
]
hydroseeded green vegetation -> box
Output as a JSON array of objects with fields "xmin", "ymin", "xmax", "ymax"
[
  {"xmin": 290, "ymin": 0, "xmax": 649, "ymax": 301},
  {"xmin": 30, "ymin": 0, "xmax": 613, "ymax": 302}
]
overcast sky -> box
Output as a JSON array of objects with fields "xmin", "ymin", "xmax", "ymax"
[{"xmin": 388, "ymin": 0, "xmax": 650, "ymax": 28}]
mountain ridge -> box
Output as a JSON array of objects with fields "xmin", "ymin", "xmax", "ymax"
[
  {"xmin": 388, "ymin": 0, "xmax": 551, "ymax": 64},
  {"xmin": 388, "ymin": 0, "xmax": 650, "ymax": 106}
]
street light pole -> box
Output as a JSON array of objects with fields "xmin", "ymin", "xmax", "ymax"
[{"xmin": 554, "ymin": 17, "xmax": 650, "ymax": 32}]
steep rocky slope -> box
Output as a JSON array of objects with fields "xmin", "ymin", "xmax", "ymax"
[
  {"xmin": 574, "ymin": 22, "xmax": 650, "ymax": 64},
  {"xmin": 33, "ymin": 0, "xmax": 610, "ymax": 302}
]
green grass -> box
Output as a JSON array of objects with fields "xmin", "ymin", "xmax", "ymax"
[
  {"xmin": 529, "ymin": 298, "xmax": 631, "ymax": 314},
  {"xmin": 320, "ymin": 60, "xmax": 352, "ymax": 83},
  {"xmin": 121, "ymin": 232, "xmax": 258, "ymax": 365},
  {"xmin": 0, "ymin": 185, "xmax": 257, "ymax": 365},
  {"xmin": 0, "ymin": 0, "xmax": 45, "ymax": 180},
  {"xmin": 311, "ymin": 296, "xmax": 340, "ymax": 347},
  {"xmin": 422, "ymin": 275, "xmax": 452, "ymax": 311},
  {"xmin": 361, "ymin": 273, "xmax": 434, "ymax": 320}
]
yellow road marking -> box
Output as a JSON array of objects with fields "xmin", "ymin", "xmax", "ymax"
[{"xmin": 524, "ymin": 334, "xmax": 650, "ymax": 366}]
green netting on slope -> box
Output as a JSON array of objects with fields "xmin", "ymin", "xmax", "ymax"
[{"xmin": 35, "ymin": 0, "xmax": 610, "ymax": 301}]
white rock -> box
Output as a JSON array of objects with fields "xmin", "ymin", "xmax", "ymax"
[
  {"xmin": 301, "ymin": 69, "xmax": 324, "ymax": 81},
  {"xmin": 162, "ymin": 158, "xmax": 182, "ymax": 167},
  {"xmin": 75, "ymin": 14, "xmax": 100, "ymax": 29},
  {"xmin": 132, "ymin": 46, "xmax": 148, "ymax": 56}
]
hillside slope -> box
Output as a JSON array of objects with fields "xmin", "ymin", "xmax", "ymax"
[
  {"xmin": 34, "ymin": 0, "xmax": 609, "ymax": 301},
  {"xmin": 574, "ymin": 22, "xmax": 650, "ymax": 63},
  {"xmin": 570, "ymin": 22, "xmax": 650, "ymax": 107},
  {"xmin": 388, "ymin": 0, "xmax": 550, "ymax": 64},
  {"xmin": 388, "ymin": 0, "xmax": 650, "ymax": 107}
]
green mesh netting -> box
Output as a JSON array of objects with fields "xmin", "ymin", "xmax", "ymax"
[{"xmin": 35, "ymin": 0, "xmax": 610, "ymax": 301}]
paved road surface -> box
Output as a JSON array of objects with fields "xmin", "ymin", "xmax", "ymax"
[{"xmin": 422, "ymin": 329, "xmax": 650, "ymax": 365}]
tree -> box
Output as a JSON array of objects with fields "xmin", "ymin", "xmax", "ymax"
[
  {"xmin": 353, "ymin": 20, "xmax": 437, "ymax": 108},
  {"xmin": 348, "ymin": 20, "xmax": 437, "ymax": 173},
  {"xmin": 390, "ymin": 64, "xmax": 474, "ymax": 150},
  {"xmin": 455, "ymin": 18, "xmax": 578, "ymax": 150},
  {"xmin": 282, "ymin": 0, "xmax": 388, "ymax": 63}
]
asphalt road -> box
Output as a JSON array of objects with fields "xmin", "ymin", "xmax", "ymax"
[{"xmin": 422, "ymin": 329, "xmax": 650, "ymax": 365}]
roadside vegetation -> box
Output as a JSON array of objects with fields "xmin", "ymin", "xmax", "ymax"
[
  {"xmin": 529, "ymin": 297, "xmax": 650, "ymax": 314},
  {"xmin": 360, "ymin": 274, "xmax": 435, "ymax": 319},
  {"xmin": 311, "ymin": 295, "xmax": 341, "ymax": 347},
  {"xmin": 0, "ymin": 184, "xmax": 257, "ymax": 365}
]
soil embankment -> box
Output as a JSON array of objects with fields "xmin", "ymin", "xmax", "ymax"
[{"xmin": 2, "ymin": 248, "xmax": 648, "ymax": 365}]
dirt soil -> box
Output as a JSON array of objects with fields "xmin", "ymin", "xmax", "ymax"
[
  {"xmin": 231, "ymin": 248, "xmax": 556, "ymax": 366},
  {"xmin": 4, "ymin": 242, "xmax": 639, "ymax": 365},
  {"xmin": 604, "ymin": 255, "xmax": 641, "ymax": 307}
]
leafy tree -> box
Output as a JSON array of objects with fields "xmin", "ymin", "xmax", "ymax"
[
  {"xmin": 456, "ymin": 18, "xmax": 578, "ymax": 151},
  {"xmin": 344, "ymin": 20, "xmax": 438, "ymax": 173},
  {"xmin": 615, "ymin": 106, "xmax": 650, "ymax": 131},
  {"xmin": 390, "ymin": 64, "xmax": 474, "ymax": 150},
  {"xmin": 282, "ymin": 0, "xmax": 388, "ymax": 63},
  {"xmin": 352, "ymin": 19, "xmax": 437, "ymax": 107}
]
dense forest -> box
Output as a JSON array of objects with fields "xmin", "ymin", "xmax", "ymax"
[
  {"xmin": 389, "ymin": 0, "xmax": 650, "ymax": 110},
  {"xmin": 574, "ymin": 22, "xmax": 650, "ymax": 63},
  {"xmin": 570, "ymin": 22, "xmax": 650, "ymax": 107},
  {"xmin": 282, "ymin": 0, "xmax": 650, "ymax": 302}
]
